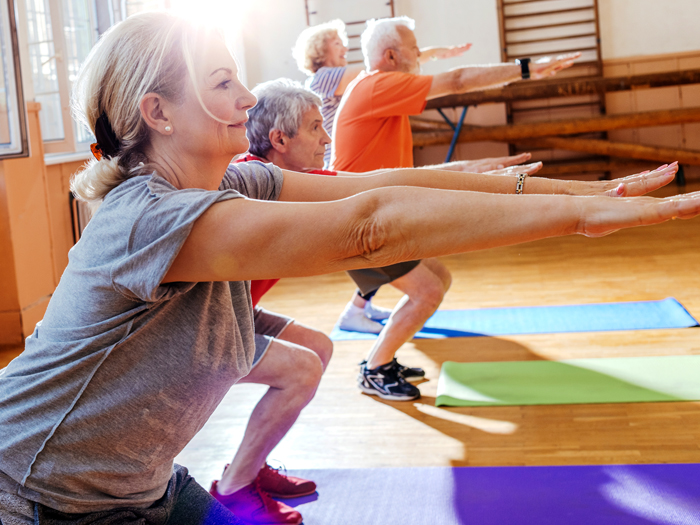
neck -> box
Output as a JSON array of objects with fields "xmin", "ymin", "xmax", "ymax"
[
  {"xmin": 146, "ymin": 142, "xmax": 231, "ymax": 191},
  {"xmin": 263, "ymin": 149, "xmax": 304, "ymax": 172}
]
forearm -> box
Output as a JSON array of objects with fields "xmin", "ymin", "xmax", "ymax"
[
  {"xmin": 364, "ymin": 187, "xmax": 580, "ymax": 265},
  {"xmin": 280, "ymin": 168, "xmax": 562, "ymax": 202},
  {"xmin": 374, "ymin": 168, "xmax": 559, "ymax": 195},
  {"xmin": 453, "ymin": 63, "xmax": 520, "ymax": 93}
]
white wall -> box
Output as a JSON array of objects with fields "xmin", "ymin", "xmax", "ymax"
[
  {"xmin": 241, "ymin": 0, "xmax": 503, "ymax": 88},
  {"xmin": 240, "ymin": 0, "xmax": 309, "ymax": 88},
  {"xmin": 238, "ymin": 0, "xmax": 700, "ymax": 164},
  {"xmin": 598, "ymin": 0, "xmax": 700, "ymax": 59}
]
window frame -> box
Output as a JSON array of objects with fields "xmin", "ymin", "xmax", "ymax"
[
  {"xmin": 0, "ymin": 0, "xmax": 29, "ymax": 158},
  {"xmin": 28, "ymin": 0, "xmax": 98, "ymax": 155}
]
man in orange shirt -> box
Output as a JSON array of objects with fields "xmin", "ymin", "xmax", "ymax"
[
  {"xmin": 331, "ymin": 16, "xmax": 578, "ymax": 172},
  {"xmin": 331, "ymin": 17, "xmax": 578, "ymax": 399}
]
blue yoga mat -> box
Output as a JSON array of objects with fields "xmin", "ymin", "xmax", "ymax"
[
  {"xmin": 282, "ymin": 464, "xmax": 700, "ymax": 525},
  {"xmin": 329, "ymin": 297, "xmax": 698, "ymax": 341}
]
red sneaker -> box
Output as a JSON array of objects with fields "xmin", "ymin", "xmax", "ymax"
[
  {"xmin": 209, "ymin": 480, "xmax": 302, "ymax": 525},
  {"xmin": 256, "ymin": 464, "xmax": 316, "ymax": 499}
]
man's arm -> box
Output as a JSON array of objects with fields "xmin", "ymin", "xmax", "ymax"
[{"xmin": 426, "ymin": 53, "xmax": 580, "ymax": 100}]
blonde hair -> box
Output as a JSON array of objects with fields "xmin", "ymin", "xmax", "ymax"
[
  {"xmin": 71, "ymin": 11, "xmax": 221, "ymax": 203},
  {"xmin": 292, "ymin": 19, "xmax": 348, "ymax": 76}
]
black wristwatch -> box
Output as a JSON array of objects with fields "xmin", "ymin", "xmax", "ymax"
[{"xmin": 515, "ymin": 58, "xmax": 531, "ymax": 80}]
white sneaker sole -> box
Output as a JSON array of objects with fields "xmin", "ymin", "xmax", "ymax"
[{"xmin": 358, "ymin": 382, "xmax": 420, "ymax": 401}]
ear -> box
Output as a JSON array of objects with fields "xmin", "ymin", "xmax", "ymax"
[
  {"xmin": 139, "ymin": 93, "xmax": 172, "ymax": 135},
  {"xmin": 384, "ymin": 48, "xmax": 398, "ymax": 67},
  {"xmin": 268, "ymin": 129, "xmax": 289, "ymax": 154}
]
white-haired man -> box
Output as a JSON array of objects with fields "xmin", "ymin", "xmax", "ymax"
[
  {"xmin": 239, "ymin": 79, "xmax": 543, "ymax": 401},
  {"xmin": 331, "ymin": 16, "xmax": 578, "ymax": 172}
]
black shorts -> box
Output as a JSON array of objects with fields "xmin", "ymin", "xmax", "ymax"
[{"xmin": 346, "ymin": 261, "xmax": 421, "ymax": 296}]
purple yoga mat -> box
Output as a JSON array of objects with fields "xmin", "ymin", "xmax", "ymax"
[{"xmin": 281, "ymin": 464, "xmax": 700, "ymax": 525}]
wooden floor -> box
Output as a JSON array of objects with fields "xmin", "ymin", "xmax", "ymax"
[
  {"xmin": 3, "ymin": 183, "xmax": 700, "ymax": 489},
  {"xmin": 174, "ymin": 182, "xmax": 700, "ymax": 487}
]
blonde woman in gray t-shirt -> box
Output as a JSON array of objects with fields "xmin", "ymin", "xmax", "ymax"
[{"xmin": 0, "ymin": 10, "xmax": 697, "ymax": 525}]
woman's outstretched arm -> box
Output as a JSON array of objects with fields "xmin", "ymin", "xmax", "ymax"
[
  {"xmin": 278, "ymin": 163, "xmax": 678, "ymax": 202},
  {"xmin": 163, "ymin": 184, "xmax": 700, "ymax": 284}
]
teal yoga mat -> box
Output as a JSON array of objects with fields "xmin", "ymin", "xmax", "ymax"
[
  {"xmin": 330, "ymin": 298, "xmax": 698, "ymax": 341},
  {"xmin": 436, "ymin": 355, "xmax": 700, "ymax": 407}
]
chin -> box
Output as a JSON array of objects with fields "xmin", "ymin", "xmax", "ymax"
[{"xmin": 230, "ymin": 137, "xmax": 249, "ymax": 156}]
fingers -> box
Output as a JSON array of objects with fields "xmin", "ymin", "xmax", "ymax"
[
  {"xmin": 582, "ymin": 185, "xmax": 700, "ymax": 237},
  {"xmin": 521, "ymin": 161, "xmax": 543, "ymax": 175},
  {"xmin": 621, "ymin": 162, "xmax": 677, "ymax": 196},
  {"xmin": 483, "ymin": 162, "xmax": 542, "ymax": 176},
  {"xmin": 500, "ymin": 152, "xmax": 532, "ymax": 168},
  {"xmin": 661, "ymin": 190, "xmax": 700, "ymax": 220}
]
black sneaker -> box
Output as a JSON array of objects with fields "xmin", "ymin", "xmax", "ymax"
[
  {"xmin": 359, "ymin": 359, "xmax": 426, "ymax": 382},
  {"xmin": 392, "ymin": 358, "xmax": 426, "ymax": 382},
  {"xmin": 358, "ymin": 361, "xmax": 421, "ymax": 401}
]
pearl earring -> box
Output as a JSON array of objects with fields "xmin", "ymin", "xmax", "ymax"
[{"xmin": 165, "ymin": 125, "xmax": 172, "ymax": 132}]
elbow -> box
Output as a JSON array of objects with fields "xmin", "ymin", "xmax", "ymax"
[
  {"xmin": 340, "ymin": 192, "xmax": 417, "ymax": 267},
  {"xmin": 450, "ymin": 70, "xmax": 467, "ymax": 94}
]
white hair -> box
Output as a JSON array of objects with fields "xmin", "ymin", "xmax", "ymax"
[
  {"xmin": 292, "ymin": 19, "xmax": 348, "ymax": 76},
  {"xmin": 246, "ymin": 79, "xmax": 322, "ymax": 157},
  {"xmin": 361, "ymin": 16, "xmax": 416, "ymax": 70}
]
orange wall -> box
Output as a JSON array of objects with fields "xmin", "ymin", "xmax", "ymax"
[{"xmin": 0, "ymin": 103, "xmax": 86, "ymax": 344}]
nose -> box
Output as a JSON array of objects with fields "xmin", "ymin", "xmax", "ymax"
[
  {"xmin": 237, "ymin": 84, "xmax": 257, "ymax": 112},
  {"xmin": 321, "ymin": 127, "xmax": 331, "ymax": 145}
]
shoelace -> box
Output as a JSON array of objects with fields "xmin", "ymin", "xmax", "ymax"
[
  {"xmin": 253, "ymin": 478, "xmax": 278, "ymax": 513},
  {"xmin": 263, "ymin": 462, "xmax": 290, "ymax": 483}
]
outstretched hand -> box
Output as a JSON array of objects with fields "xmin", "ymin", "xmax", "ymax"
[
  {"xmin": 578, "ymin": 188, "xmax": 700, "ymax": 238},
  {"xmin": 420, "ymin": 44, "xmax": 472, "ymax": 64},
  {"xmin": 568, "ymin": 163, "xmax": 677, "ymax": 197},
  {"xmin": 485, "ymin": 162, "xmax": 543, "ymax": 176},
  {"xmin": 456, "ymin": 152, "xmax": 534, "ymax": 173},
  {"xmin": 530, "ymin": 52, "xmax": 581, "ymax": 79},
  {"xmin": 432, "ymin": 43, "xmax": 473, "ymax": 60}
]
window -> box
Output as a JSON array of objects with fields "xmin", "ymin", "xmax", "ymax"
[
  {"xmin": 25, "ymin": 0, "xmax": 97, "ymax": 154},
  {"xmin": 0, "ymin": 0, "xmax": 28, "ymax": 157}
]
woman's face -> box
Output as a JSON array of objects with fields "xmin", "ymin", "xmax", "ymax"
[
  {"xmin": 323, "ymin": 34, "xmax": 347, "ymax": 68},
  {"xmin": 168, "ymin": 36, "xmax": 257, "ymax": 162}
]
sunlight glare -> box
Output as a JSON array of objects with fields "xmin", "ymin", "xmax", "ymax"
[
  {"xmin": 600, "ymin": 466, "xmax": 700, "ymax": 524},
  {"xmin": 414, "ymin": 403, "xmax": 518, "ymax": 435}
]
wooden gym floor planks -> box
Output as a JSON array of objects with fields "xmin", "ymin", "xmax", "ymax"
[{"xmin": 2, "ymin": 183, "xmax": 700, "ymax": 486}]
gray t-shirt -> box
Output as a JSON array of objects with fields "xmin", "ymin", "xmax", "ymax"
[{"xmin": 0, "ymin": 161, "xmax": 283, "ymax": 513}]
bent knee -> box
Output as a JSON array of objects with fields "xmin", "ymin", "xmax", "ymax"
[
  {"xmin": 294, "ymin": 351, "xmax": 325, "ymax": 391},
  {"xmin": 441, "ymin": 269, "xmax": 453, "ymax": 292},
  {"xmin": 312, "ymin": 334, "xmax": 333, "ymax": 370},
  {"xmin": 414, "ymin": 277, "xmax": 447, "ymax": 311}
]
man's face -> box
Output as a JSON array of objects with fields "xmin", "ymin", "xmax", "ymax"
[
  {"xmin": 394, "ymin": 25, "xmax": 421, "ymax": 74},
  {"xmin": 283, "ymin": 106, "xmax": 331, "ymax": 171}
]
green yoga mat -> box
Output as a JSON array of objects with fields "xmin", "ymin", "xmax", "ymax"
[{"xmin": 436, "ymin": 355, "xmax": 700, "ymax": 407}]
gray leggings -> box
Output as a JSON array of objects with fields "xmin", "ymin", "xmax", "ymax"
[{"xmin": 0, "ymin": 465, "xmax": 241, "ymax": 525}]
